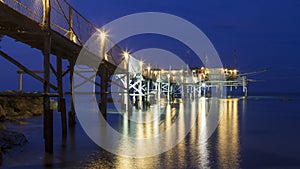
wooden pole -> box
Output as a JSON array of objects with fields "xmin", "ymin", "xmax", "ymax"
[
  {"xmin": 57, "ymin": 56, "xmax": 67, "ymax": 142},
  {"xmin": 42, "ymin": 0, "xmax": 53, "ymax": 153},
  {"xmin": 68, "ymin": 6, "xmax": 74, "ymax": 41},
  {"xmin": 69, "ymin": 62, "xmax": 76, "ymax": 127},
  {"xmin": 138, "ymin": 76, "xmax": 142, "ymax": 109},
  {"xmin": 127, "ymin": 72, "xmax": 131, "ymax": 114},
  {"xmin": 100, "ymin": 66, "xmax": 108, "ymax": 119},
  {"xmin": 60, "ymin": 98, "xmax": 67, "ymax": 145},
  {"xmin": 18, "ymin": 70, "xmax": 23, "ymax": 91}
]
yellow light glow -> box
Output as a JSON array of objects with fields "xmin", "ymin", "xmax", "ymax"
[
  {"xmin": 233, "ymin": 69, "xmax": 238, "ymax": 74},
  {"xmin": 100, "ymin": 31, "xmax": 107, "ymax": 40},
  {"xmin": 147, "ymin": 66, "xmax": 151, "ymax": 72},
  {"xmin": 123, "ymin": 51, "xmax": 129, "ymax": 60}
]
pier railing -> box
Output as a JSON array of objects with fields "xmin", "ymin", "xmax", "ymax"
[
  {"xmin": 1, "ymin": 0, "xmax": 124, "ymax": 67},
  {"xmin": 1, "ymin": 0, "xmax": 97, "ymax": 45}
]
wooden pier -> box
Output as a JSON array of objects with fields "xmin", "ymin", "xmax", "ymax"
[{"xmin": 0, "ymin": 0, "xmax": 265, "ymax": 154}]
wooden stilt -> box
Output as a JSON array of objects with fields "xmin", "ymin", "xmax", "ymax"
[
  {"xmin": 42, "ymin": 0, "xmax": 53, "ymax": 154},
  {"xmin": 69, "ymin": 62, "xmax": 76, "ymax": 127},
  {"xmin": 18, "ymin": 69, "xmax": 23, "ymax": 91},
  {"xmin": 57, "ymin": 56, "xmax": 67, "ymax": 143},
  {"xmin": 126, "ymin": 72, "xmax": 132, "ymax": 115},
  {"xmin": 100, "ymin": 66, "xmax": 108, "ymax": 119}
]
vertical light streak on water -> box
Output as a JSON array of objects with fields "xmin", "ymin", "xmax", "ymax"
[
  {"xmin": 176, "ymin": 101, "xmax": 186, "ymax": 167},
  {"xmin": 153, "ymin": 104, "xmax": 160, "ymax": 136},
  {"xmin": 217, "ymin": 99, "xmax": 240, "ymax": 169},
  {"xmin": 165, "ymin": 103, "xmax": 172, "ymax": 150},
  {"xmin": 122, "ymin": 112, "xmax": 128, "ymax": 136},
  {"xmin": 199, "ymin": 97, "xmax": 209, "ymax": 168},
  {"xmin": 190, "ymin": 100, "xmax": 197, "ymax": 147},
  {"xmin": 136, "ymin": 109, "xmax": 143, "ymax": 139}
]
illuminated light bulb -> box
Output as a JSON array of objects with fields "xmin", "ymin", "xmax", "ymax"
[
  {"xmin": 123, "ymin": 51, "xmax": 129, "ymax": 60},
  {"xmin": 100, "ymin": 31, "xmax": 107, "ymax": 40}
]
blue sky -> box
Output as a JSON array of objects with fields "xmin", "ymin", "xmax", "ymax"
[{"xmin": 1, "ymin": 0, "xmax": 300, "ymax": 93}]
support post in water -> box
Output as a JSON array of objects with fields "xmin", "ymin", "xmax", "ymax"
[
  {"xmin": 57, "ymin": 56, "xmax": 67, "ymax": 144},
  {"xmin": 69, "ymin": 62, "xmax": 76, "ymax": 127},
  {"xmin": 100, "ymin": 66, "xmax": 109, "ymax": 119},
  {"xmin": 42, "ymin": 0, "xmax": 53, "ymax": 153}
]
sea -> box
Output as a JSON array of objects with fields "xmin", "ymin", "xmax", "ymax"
[{"xmin": 1, "ymin": 93, "xmax": 300, "ymax": 169}]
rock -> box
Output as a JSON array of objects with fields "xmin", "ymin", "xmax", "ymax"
[
  {"xmin": 18, "ymin": 121, "xmax": 29, "ymax": 125},
  {"xmin": 6, "ymin": 108, "xmax": 17, "ymax": 116},
  {"xmin": 31, "ymin": 104, "xmax": 43, "ymax": 116},
  {"xmin": 0, "ymin": 91, "xmax": 57, "ymax": 121},
  {"xmin": 0, "ymin": 129, "xmax": 28, "ymax": 150},
  {"xmin": 0, "ymin": 105, "xmax": 6, "ymax": 120}
]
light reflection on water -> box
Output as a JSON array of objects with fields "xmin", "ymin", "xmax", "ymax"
[
  {"xmin": 3, "ymin": 96, "xmax": 300, "ymax": 168},
  {"xmin": 217, "ymin": 99, "xmax": 240, "ymax": 169},
  {"xmin": 83, "ymin": 98, "xmax": 240, "ymax": 169},
  {"xmin": 0, "ymin": 98, "xmax": 241, "ymax": 169}
]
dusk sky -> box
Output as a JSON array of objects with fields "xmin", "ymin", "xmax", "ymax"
[{"xmin": 1, "ymin": 0, "xmax": 300, "ymax": 93}]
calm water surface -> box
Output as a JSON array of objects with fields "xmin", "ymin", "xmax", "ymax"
[{"xmin": 1, "ymin": 95, "xmax": 300, "ymax": 169}]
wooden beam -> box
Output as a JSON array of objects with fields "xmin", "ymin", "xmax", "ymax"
[
  {"xmin": 50, "ymin": 63, "xmax": 57, "ymax": 77},
  {"xmin": 0, "ymin": 92, "xmax": 59, "ymax": 97},
  {"xmin": 62, "ymin": 67, "xmax": 70, "ymax": 77},
  {"xmin": 0, "ymin": 50, "xmax": 57, "ymax": 90},
  {"xmin": 73, "ymin": 71, "xmax": 100, "ymax": 88}
]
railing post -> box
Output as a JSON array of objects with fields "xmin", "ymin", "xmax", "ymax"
[
  {"xmin": 42, "ymin": 0, "xmax": 53, "ymax": 153},
  {"xmin": 42, "ymin": 0, "xmax": 51, "ymax": 28},
  {"xmin": 68, "ymin": 6, "xmax": 74, "ymax": 41}
]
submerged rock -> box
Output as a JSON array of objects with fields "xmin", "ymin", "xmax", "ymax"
[
  {"xmin": 0, "ymin": 129, "xmax": 28, "ymax": 165},
  {"xmin": 0, "ymin": 129, "xmax": 28, "ymax": 150}
]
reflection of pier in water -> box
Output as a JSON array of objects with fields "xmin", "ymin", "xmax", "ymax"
[{"xmin": 83, "ymin": 98, "xmax": 240, "ymax": 168}]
